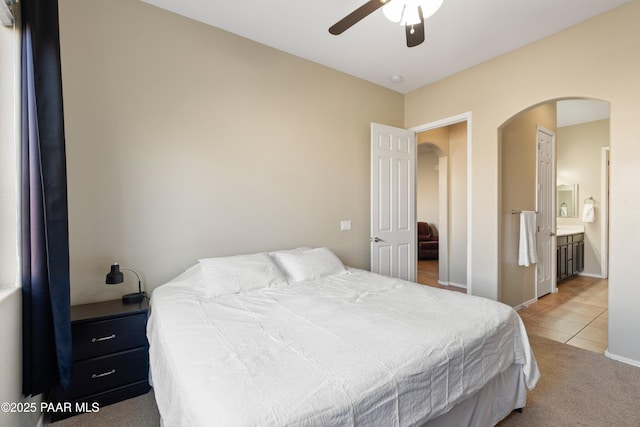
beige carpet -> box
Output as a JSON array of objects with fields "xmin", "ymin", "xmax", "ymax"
[
  {"xmin": 499, "ymin": 334, "xmax": 640, "ymax": 426},
  {"xmin": 49, "ymin": 334, "xmax": 640, "ymax": 426},
  {"xmin": 47, "ymin": 391, "xmax": 160, "ymax": 427}
]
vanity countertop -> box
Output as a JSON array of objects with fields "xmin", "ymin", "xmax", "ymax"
[{"xmin": 557, "ymin": 225, "xmax": 585, "ymax": 237}]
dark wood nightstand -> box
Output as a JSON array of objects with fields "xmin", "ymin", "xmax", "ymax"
[{"xmin": 49, "ymin": 299, "xmax": 151, "ymax": 421}]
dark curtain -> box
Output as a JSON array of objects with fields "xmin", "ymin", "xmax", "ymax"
[{"xmin": 21, "ymin": 0, "xmax": 72, "ymax": 396}]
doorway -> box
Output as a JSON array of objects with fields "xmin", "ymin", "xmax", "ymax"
[
  {"xmin": 499, "ymin": 98, "xmax": 610, "ymax": 326},
  {"xmin": 414, "ymin": 117, "xmax": 469, "ymax": 292}
]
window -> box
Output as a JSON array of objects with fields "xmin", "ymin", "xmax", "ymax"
[{"xmin": 0, "ymin": 19, "xmax": 18, "ymax": 289}]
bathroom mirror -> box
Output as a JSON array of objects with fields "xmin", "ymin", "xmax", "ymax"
[{"xmin": 557, "ymin": 184, "xmax": 578, "ymax": 217}]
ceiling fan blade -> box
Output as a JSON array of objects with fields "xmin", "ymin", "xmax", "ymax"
[
  {"xmin": 406, "ymin": 22, "xmax": 425, "ymax": 47},
  {"xmin": 329, "ymin": 0, "xmax": 388, "ymax": 35},
  {"xmin": 405, "ymin": 16, "xmax": 425, "ymax": 47}
]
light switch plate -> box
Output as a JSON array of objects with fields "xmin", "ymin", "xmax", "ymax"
[{"xmin": 340, "ymin": 220, "xmax": 352, "ymax": 231}]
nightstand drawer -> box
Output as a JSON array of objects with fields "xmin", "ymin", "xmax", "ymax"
[
  {"xmin": 63, "ymin": 347, "xmax": 148, "ymax": 400},
  {"xmin": 73, "ymin": 314, "xmax": 147, "ymax": 360}
]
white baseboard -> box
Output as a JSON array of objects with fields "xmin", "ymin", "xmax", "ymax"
[
  {"xmin": 604, "ymin": 350, "xmax": 640, "ymax": 368},
  {"xmin": 514, "ymin": 297, "xmax": 538, "ymax": 311},
  {"xmin": 449, "ymin": 282, "xmax": 467, "ymax": 289},
  {"xmin": 578, "ymin": 272, "xmax": 606, "ymax": 279},
  {"xmin": 438, "ymin": 280, "xmax": 467, "ymax": 290}
]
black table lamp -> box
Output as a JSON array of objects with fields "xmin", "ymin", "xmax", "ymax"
[{"xmin": 106, "ymin": 263, "xmax": 145, "ymax": 304}]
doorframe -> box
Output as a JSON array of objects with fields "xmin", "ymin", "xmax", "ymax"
[
  {"xmin": 601, "ymin": 147, "xmax": 610, "ymax": 279},
  {"xmin": 437, "ymin": 156, "xmax": 449, "ymax": 285},
  {"xmin": 411, "ymin": 112, "xmax": 473, "ymax": 293}
]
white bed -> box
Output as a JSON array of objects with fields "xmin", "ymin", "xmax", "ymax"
[{"xmin": 147, "ymin": 248, "xmax": 539, "ymax": 427}]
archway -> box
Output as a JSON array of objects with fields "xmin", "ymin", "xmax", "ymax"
[{"xmin": 498, "ymin": 98, "xmax": 610, "ymax": 307}]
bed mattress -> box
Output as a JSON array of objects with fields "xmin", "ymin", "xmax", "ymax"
[{"xmin": 148, "ymin": 266, "xmax": 538, "ymax": 426}]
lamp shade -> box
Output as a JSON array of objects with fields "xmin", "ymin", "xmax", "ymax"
[
  {"xmin": 106, "ymin": 263, "xmax": 124, "ymax": 284},
  {"xmin": 105, "ymin": 263, "xmax": 144, "ymax": 304}
]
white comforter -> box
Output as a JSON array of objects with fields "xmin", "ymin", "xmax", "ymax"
[{"xmin": 148, "ymin": 268, "xmax": 539, "ymax": 427}]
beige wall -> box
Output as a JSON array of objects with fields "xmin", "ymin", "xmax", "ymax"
[
  {"xmin": 448, "ymin": 123, "xmax": 467, "ymax": 286},
  {"xmin": 58, "ymin": 0, "xmax": 404, "ymax": 304},
  {"xmin": 418, "ymin": 127, "xmax": 449, "ymax": 153},
  {"xmin": 557, "ymin": 119, "xmax": 609, "ymax": 277},
  {"xmin": 499, "ymin": 104, "xmax": 557, "ymax": 307},
  {"xmin": 405, "ymin": 1, "xmax": 640, "ymax": 363}
]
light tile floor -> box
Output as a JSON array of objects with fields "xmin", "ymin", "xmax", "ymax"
[{"xmin": 517, "ymin": 275, "xmax": 608, "ymax": 353}]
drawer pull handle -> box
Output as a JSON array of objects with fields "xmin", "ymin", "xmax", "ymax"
[
  {"xmin": 91, "ymin": 369, "xmax": 116, "ymax": 379},
  {"xmin": 91, "ymin": 334, "xmax": 116, "ymax": 343}
]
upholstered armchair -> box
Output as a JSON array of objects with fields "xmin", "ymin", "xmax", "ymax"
[{"xmin": 417, "ymin": 222, "xmax": 439, "ymax": 260}]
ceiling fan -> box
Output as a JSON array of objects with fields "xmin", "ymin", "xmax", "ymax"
[{"xmin": 329, "ymin": 0, "xmax": 443, "ymax": 48}]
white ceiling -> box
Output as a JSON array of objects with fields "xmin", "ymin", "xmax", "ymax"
[
  {"xmin": 140, "ymin": 0, "xmax": 630, "ymax": 94},
  {"xmin": 557, "ymin": 99, "xmax": 610, "ymax": 127}
]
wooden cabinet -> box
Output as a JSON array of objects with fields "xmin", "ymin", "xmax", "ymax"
[
  {"xmin": 49, "ymin": 299, "xmax": 150, "ymax": 421},
  {"xmin": 557, "ymin": 233, "xmax": 584, "ymax": 281}
]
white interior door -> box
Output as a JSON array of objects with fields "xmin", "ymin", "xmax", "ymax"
[
  {"xmin": 370, "ymin": 123, "xmax": 416, "ymax": 282},
  {"xmin": 536, "ymin": 126, "xmax": 556, "ymax": 297}
]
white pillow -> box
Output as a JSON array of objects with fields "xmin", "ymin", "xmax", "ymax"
[
  {"xmin": 271, "ymin": 247, "xmax": 347, "ymax": 282},
  {"xmin": 197, "ymin": 253, "xmax": 287, "ymax": 297},
  {"xmin": 268, "ymin": 247, "xmax": 312, "ymax": 256}
]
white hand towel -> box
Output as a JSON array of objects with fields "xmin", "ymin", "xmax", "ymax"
[
  {"xmin": 518, "ymin": 211, "xmax": 537, "ymax": 267},
  {"xmin": 582, "ymin": 203, "xmax": 595, "ymax": 223}
]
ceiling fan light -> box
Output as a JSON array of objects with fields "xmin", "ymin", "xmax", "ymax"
[
  {"xmin": 402, "ymin": 6, "xmax": 421, "ymax": 26},
  {"xmin": 382, "ymin": 0, "xmax": 404, "ymax": 23},
  {"xmin": 383, "ymin": 0, "xmax": 442, "ymax": 27},
  {"xmin": 417, "ymin": 0, "xmax": 443, "ymax": 19}
]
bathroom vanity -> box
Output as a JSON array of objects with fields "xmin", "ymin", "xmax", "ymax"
[{"xmin": 557, "ymin": 227, "xmax": 584, "ymax": 281}]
